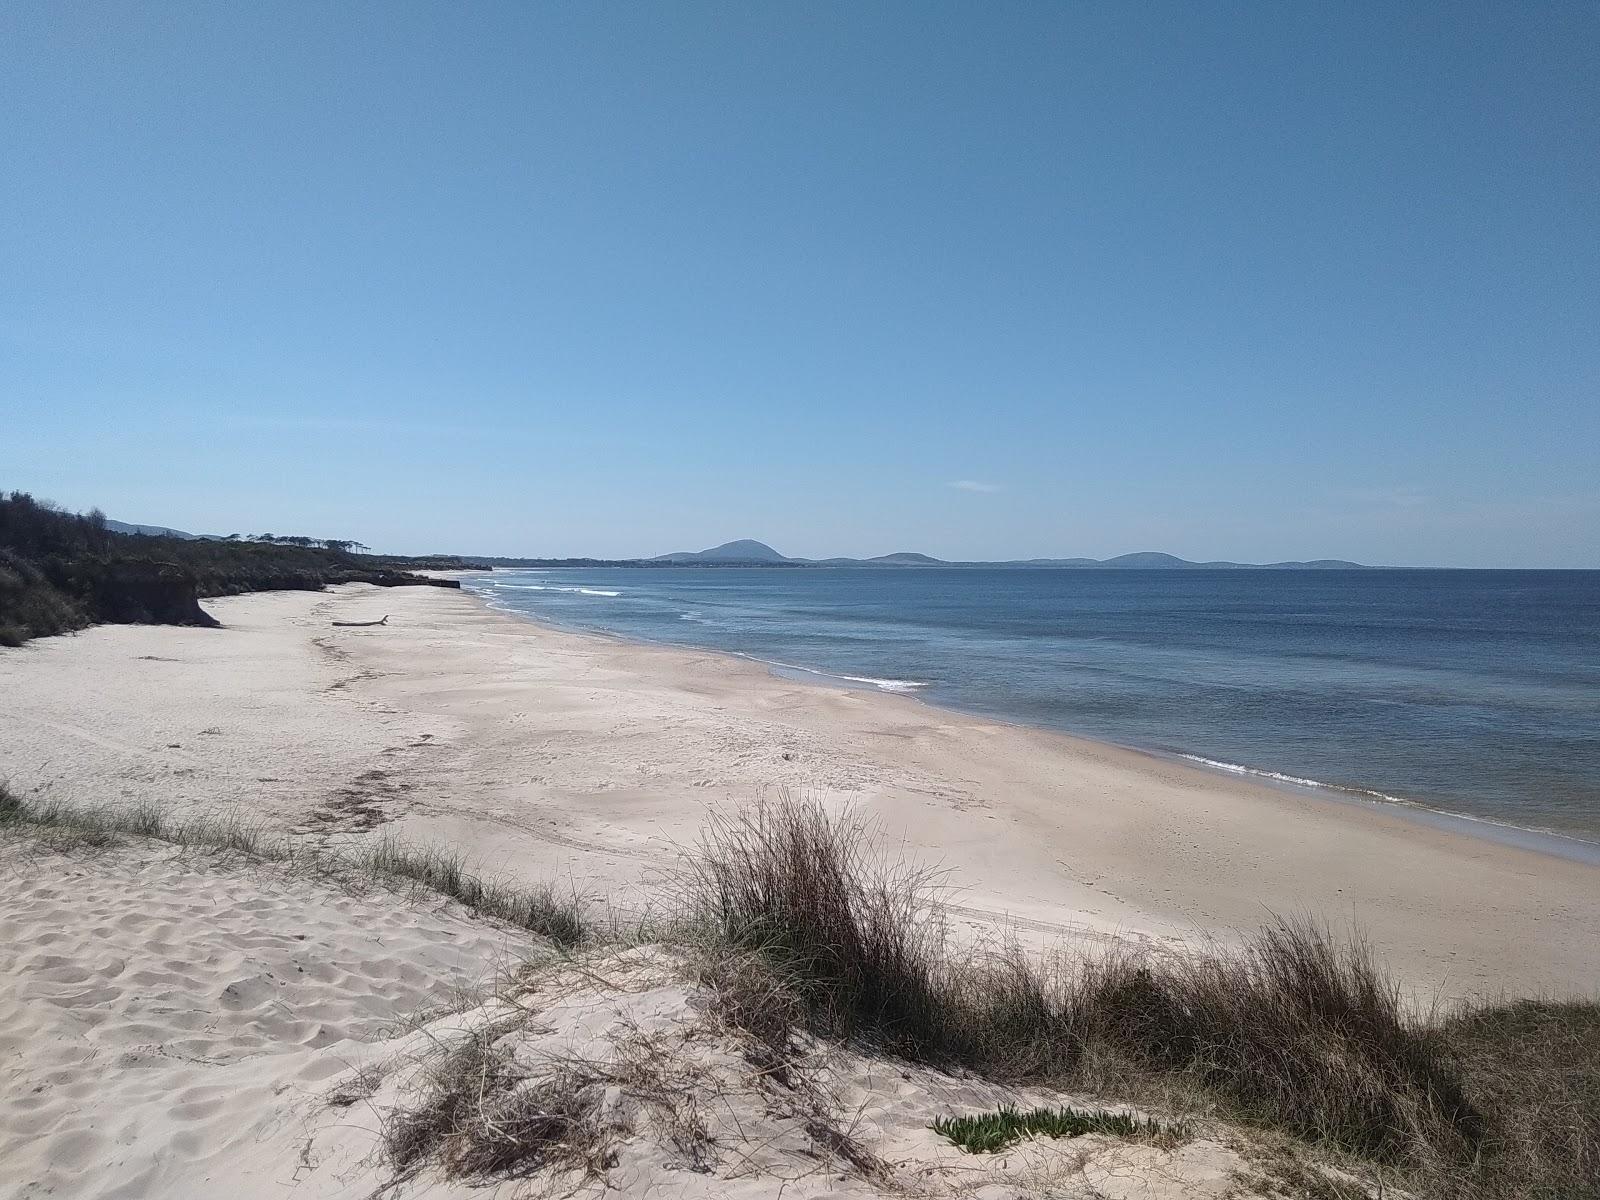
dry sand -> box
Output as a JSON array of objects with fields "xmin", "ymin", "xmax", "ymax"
[
  {"xmin": 0, "ymin": 834, "xmax": 1265, "ymax": 1200},
  {"xmin": 2, "ymin": 581, "xmax": 1596, "ymax": 1001},
  {"xmin": 0, "ymin": 831, "xmax": 537, "ymax": 1199}
]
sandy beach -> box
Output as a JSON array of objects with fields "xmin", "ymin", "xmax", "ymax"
[
  {"xmin": 2, "ymin": 580, "xmax": 1595, "ymax": 1002},
  {"xmin": 5, "ymin": 579, "xmax": 1600, "ymax": 1199},
  {"xmin": 0, "ymin": 832, "xmax": 1272, "ymax": 1200}
]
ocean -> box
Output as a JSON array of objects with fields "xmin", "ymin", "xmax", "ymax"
[{"xmin": 464, "ymin": 567, "xmax": 1600, "ymax": 848}]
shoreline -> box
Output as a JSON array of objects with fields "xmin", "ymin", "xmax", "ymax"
[
  {"xmin": 2, "ymin": 581, "xmax": 1597, "ymax": 999},
  {"xmin": 466, "ymin": 572, "xmax": 1600, "ymax": 868},
  {"xmin": 1162, "ymin": 747, "xmax": 1600, "ymax": 868}
]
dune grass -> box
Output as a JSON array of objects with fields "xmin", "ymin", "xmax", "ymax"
[
  {"xmin": 1438, "ymin": 998, "xmax": 1600, "ymax": 1199},
  {"xmin": 4, "ymin": 782, "xmax": 1595, "ymax": 1196},
  {"xmin": 680, "ymin": 797, "xmax": 949, "ymax": 1045},
  {"xmin": 933, "ymin": 1104, "xmax": 1180, "ymax": 1153},
  {"xmin": 0, "ymin": 782, "xmax": 589, "ymax": 947},
  {"xmin": 683, "ymin": 795, "xmax": 1599, "ymax": 1199}
]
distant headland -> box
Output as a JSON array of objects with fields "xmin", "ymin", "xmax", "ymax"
[
  {"xmin": 465, "ymin": 539, "xmax": 1370, "ymax": 570},
  {"xmin": 97, "ymin": 519, "xmax": 1368, "ymax": 570}
]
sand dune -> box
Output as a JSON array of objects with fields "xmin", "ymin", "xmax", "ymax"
[
  {"xmin": 0, "ymin": 831, "xmax": 1271, "ymax": 1199},
  {"xmin": 0, "ymin": 833, "xmax": 535, "ymax": 1199}
]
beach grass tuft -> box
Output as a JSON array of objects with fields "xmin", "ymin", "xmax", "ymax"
[
  {"xmin": 932, "ymin": 1104, "xmax": 1180, "ymax": 1153},
  {"xmin": 684, "ymin": 794, "xmax": 1598, "ymax": 1198},
  {"xmin": 1436, "ymin": 997, "xmax": 1600, "ymax": 1199},
  {"xmin": 1060, "ymin": 920, "xmax": 1480, "ymax": 1163},
  {"xmin": 361, "ymin": 835, "xmax": 589, "ymax": 949},
  {"xmin": 680, "ymin": 794, "xmax": 950, "ymax": 1050}
]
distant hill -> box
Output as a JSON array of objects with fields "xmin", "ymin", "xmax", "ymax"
[
  {"xmin": 1102, "ymin": 552, "xmax": 1195, "ymax": 569},
  {"xmin": 1018, "ymin": 552, "xmax": 1368, "ymax": 570},
  {"xmin": 648, "ymin": 543, "xmax": 1367, "ymax": 569},
  {"xmin": 92, "ymin": 521, "xmax": 1364, "ymax": 572},
  {"xmin": 473, "ymin": 541, "xmax": 1370, "ymax": 570},
  {"xmin": 104, "ymin": 519, "xmax": 201, "ymax": 539},
  {"xmin": 654, "ymin": 539, "xmax": 791, "ymax": 564}
]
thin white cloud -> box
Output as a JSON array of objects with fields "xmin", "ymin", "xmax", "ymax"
[{"xmin": 949, "ymin": 479, "xmax": 1002, "ymax": 494}]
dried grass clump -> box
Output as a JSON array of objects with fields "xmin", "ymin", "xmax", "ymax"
[{"xmin": 387, "ymin": 1026, "xmax": 609, "ymax": 1178}]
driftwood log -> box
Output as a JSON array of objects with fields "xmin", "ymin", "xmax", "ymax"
[{"xmin": 331, "ymin": 615, "xmax": 388, "ymax": 627}]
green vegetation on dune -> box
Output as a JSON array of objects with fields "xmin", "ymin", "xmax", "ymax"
[
  {"xmin": 932, "ymin": 1105, "xmax": 1181, "ymax": 1153},
  {"xmin": 0, "ymin": 490, "xmax": 461, "ymax": 646}
]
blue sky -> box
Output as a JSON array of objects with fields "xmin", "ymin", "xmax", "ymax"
[{"xmin": 3, "ymin": 2, "xmax": 1596, "ymax": 566}]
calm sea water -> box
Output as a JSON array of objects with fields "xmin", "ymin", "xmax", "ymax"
[{"xmin": 465, "ymin": 568, "xmax": 1600, "ymax": 844}]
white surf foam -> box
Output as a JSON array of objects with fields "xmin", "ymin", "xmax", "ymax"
[
  {"xmin": 735, "ymin": 652, "xmax": 929, "ymax": 694},
  {"xmin": 1176, "ymin": 752, "xmax": 1600, "ymax": 850},
  {"xmin": 1177, "ymin": 754, "xmax": 1333, "ymax": 793},
  {"xmin": 495, "ymin": 583, "xmax": 621, "ymax": 597}
]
